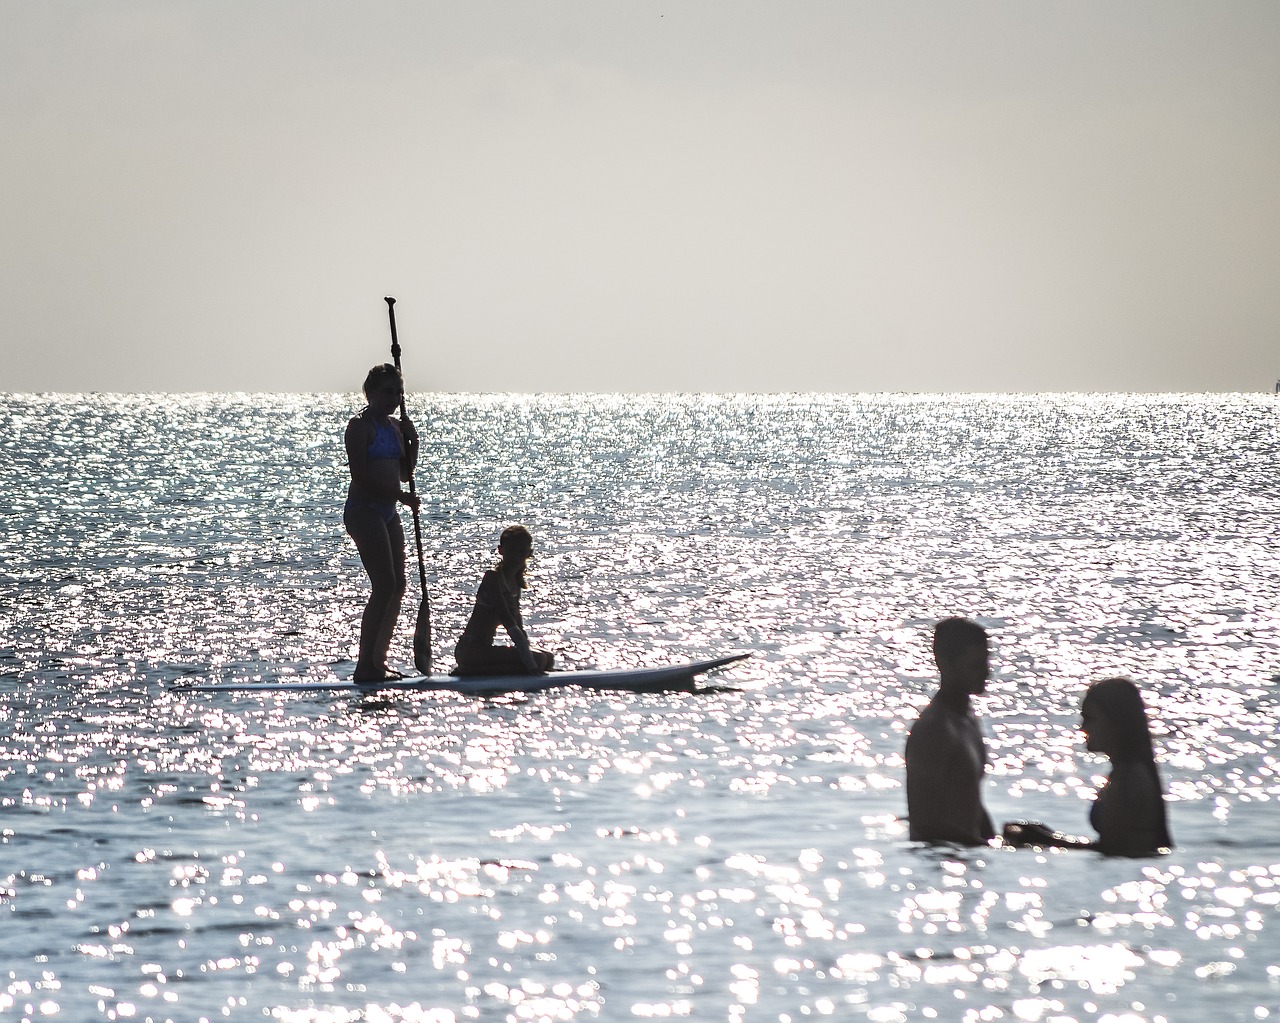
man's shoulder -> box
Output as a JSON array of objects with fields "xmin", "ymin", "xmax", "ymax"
[
  {"xmin": 910, "ymin": 695, "xmax": 958, "ymax": 729},
  {"xmin": 907, "ymin": 695, "xmax": 980, "ymax": 748}
]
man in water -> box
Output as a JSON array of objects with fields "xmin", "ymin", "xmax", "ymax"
[{"xmin": 904, "ymin": 617, "xmax": 995, "ymax": 845}]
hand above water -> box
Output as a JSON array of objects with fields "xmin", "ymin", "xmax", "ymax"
[{"xmin": 1001, "ymin": 820, "xmax": 1093, "ymax": 850}]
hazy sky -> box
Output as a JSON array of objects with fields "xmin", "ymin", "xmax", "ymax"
[{"xmin": 4, "ymin": 2, "xmax": 1279, "ymax": 392}]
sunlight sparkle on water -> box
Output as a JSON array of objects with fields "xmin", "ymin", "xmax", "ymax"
[{"xmin": 1, "ymin": 393, "xmax": 1278, "ymax": 1020}]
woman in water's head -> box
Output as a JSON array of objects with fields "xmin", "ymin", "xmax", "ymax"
[{"xmin": 1082, "ymin": 677, "xmax": 1158, "ymax": 763}]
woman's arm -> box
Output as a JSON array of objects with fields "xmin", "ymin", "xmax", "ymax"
[
  {"xmin": 397, "ymin": 414, "xmax": 420, "ymax": 482},
  {"xmin": 1001, "ymin": 820, "xmax": 1094, "ymax": 850},
  {"xmin": 1003, "ymin": 765, "xmax": 1169, "ymax": 855}
]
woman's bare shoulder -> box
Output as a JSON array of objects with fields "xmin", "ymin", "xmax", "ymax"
[{"xmin": 345, "ymin": 412, "xmax": 369, "ymax": 435}]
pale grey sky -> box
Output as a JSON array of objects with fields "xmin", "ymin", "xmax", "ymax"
[{"xmin": 3, "ymin": 1, "xmax": 1278, "ymax": 392}]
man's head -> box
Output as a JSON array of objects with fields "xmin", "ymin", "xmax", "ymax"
[{"xmin": 933, "ymin": 617, "xmax": 989, "ymax": 697}]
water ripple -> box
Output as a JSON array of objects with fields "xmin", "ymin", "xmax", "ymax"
[{"xmin": 2, "ymin": 392, "xmax": 1278, "ymax": 1021}]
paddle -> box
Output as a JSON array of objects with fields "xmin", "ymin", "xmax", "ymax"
[{"xmin": 385, "ymin": 296, "xmax": 433, "ymax": 676}]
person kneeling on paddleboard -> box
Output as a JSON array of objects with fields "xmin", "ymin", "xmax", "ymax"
[
  {"xmin": 344, "ymin": 363, "xmax": 420, "ymax": 682},
  {"xmin": 453, "ymin": 525, "xmax": 554, "ymax": 676}
]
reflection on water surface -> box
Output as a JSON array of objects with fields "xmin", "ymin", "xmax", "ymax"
[{"xmin": 1, "ymin": 393, "xmax": 1278, "ymax": 1020}]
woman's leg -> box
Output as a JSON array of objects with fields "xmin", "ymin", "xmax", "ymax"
[
  {"xmin": 371, "ymin": 516, "xmax": 407, "ymax": 670},
  {"xmin": 453, "ymin": 645, "xmax": 526, "ymax": 675},
  {"xmin": 344, "ymin": 505, "xmax": 406, "ymax": 680},
  {"xmin": 454, "ymin": 644, "xmax": 554, "ymax": 675}
]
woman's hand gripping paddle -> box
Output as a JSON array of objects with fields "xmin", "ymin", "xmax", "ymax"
[{"xmin": 385, "ymin": 296, "xmax": 432, "ymax": 676}]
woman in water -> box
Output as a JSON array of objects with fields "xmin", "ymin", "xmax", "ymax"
[
  {"xmin": 453, "ymin": 525, "xmax": 554, "ymax": 675},
  {"xmin": 344, "ymin": 364, "xmax": 419, "ymax": 682},
  {"xmin": 1003, "ymin": 676, "xmax": 1173, "ymax": 855}
]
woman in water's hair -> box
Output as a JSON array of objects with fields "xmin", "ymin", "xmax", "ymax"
[
  {"xmin": 343, "ymin": 363, "xmax": 419, "ymax": 682},
  {"xmin": 1003, "ymin": 677, "xmax": 1173, "ymax": 856},
  {"xmin": 453, "ymin": 525, "xmax": 554, "ymax": 676}
]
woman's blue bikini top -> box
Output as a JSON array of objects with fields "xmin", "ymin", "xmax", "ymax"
[{"xmin": 366, "ymin": 415, "xmax": 401, "ymax": 460}]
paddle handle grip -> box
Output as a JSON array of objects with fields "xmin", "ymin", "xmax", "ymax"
[{"xmin": 385, "ymin": 297, "xmax": 401, "ymax": 367}]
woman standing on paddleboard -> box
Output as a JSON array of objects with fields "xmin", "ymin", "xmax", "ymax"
[
  {"xmin": 453, "ymin": 525, "xmax": 554, "ymax": 675},
  {"xmin": 344, "ymin": 364, "xmax": 419, "ymax": 682}
]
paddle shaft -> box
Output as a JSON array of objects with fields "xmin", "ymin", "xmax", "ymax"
[{"xmin": 385, "ymin": 296, "xmax": 431, "ymax": 673}]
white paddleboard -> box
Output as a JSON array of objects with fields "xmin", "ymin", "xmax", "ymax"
[{"xmin": 179, "ymin": 653, "xmax": 749, "ymax": 695}]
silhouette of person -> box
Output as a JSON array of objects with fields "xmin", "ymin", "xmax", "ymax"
[
  {"xmin": 904, "ymin": 617, "xmax": 996, "ymax": 845},
  {"xmin": 1003, "ymin": 676, "xmax": 1173, "ymax": 855},
  {"xmin": 344, "ymin": 364, "xmax": 419, "ymax": 682},
  {"xmin": 453, "ymin": 525, "xmax": 555, "ymax": 676}
]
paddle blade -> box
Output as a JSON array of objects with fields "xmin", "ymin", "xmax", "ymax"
[{"xmin": 413, "ymin": 598, "xmax": 432, "ymax": 676}]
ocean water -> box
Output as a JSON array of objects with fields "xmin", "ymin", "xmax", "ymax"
[{"xmin": 1, "ymin": 392, "xmax": 1277, "ymax": 1023}]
